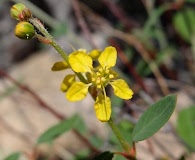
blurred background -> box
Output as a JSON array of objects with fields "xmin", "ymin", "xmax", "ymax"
[{"xmin": 0, "ymin": 0, "xmax": 195, "ymax": 159}]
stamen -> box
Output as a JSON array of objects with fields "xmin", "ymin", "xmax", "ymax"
[
  {"xmin": 101, "ymin": 77, "xmax": 106, "ymax": 82},
  {"xmin": 109, "ymin": 74, "xmax": 114, "ymax": 79},
  {"xmin": 92, "ymin": 77, "xmax": 96, "ymax": 82},
  {"xmin": 97, "ymin": 84, "xmax": 101, "ymax": 89},
  {"xmin": 99, "ymin": 68, "xmax": 103, "ymax": 72},
  {"xmin": 105, "ymin": 69, "xmax": 109, "ymax": 74},
  {"xmin": 96, "ymin": 78, "xmax": 101, "ymax": 84},
  {"xmin": 96, "ymin": 72, "xmax": 101, "ymax": 76}
]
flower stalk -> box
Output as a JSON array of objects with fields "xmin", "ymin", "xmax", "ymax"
[
  {"xmin": 29, "ymin": 18, "xmax": 88, "ymax": 83},
  {"xmin": 108, "ymin": 118, "xmax": 131, "ymax": 152},
  {"xmin": 28, "ymin": 18, "xmax": 69, "ymax": 62}
]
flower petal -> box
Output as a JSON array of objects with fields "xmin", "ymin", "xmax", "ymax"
[
  {"xmin": 98, "ymin": 46, "xmax": 117, "ymax": 68},
  {"xmin": 51, "ymin": 61, "xmax": 70, "ymax": 71},
  {"xmin": 61, "ymin": 74, "xmax": 76, "ymax": 92},
  {"xmin": 110, "ymin": 79, "xmax": 133, "ymax": 99},
  {"xmin": 69, "ymin": 51, "xmax": 92, "ymax": 72},
  {"xmin": 66, "ymin": 82, "xmax": 89, "ymax": 101},
  {"xmin": 88, "ymin": 49, "xmax": 101, "ymax": 61},
  {"xmin": 94, "ymin": 94, "xmax": 111, "ymax": 122}
]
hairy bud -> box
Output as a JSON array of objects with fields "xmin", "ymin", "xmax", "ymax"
[
  {"xmin": 10, "ymin": 3, "xmax": 32, "ymax": 21},
  {"xmin": 15, "ymin": 21, "xmax": 35, "ymax": 40}
]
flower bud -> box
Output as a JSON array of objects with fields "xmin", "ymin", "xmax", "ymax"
[
  {"xmin": 15, "ymin": 22, "xmax": 35, "ymax": 40},
  {"xmin": 10, "ymin": 3, "xmax": 32, "ymax": 21}
]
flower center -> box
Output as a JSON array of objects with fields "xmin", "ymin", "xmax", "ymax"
[{"xmin": 91, "ymin": 67, "xmax": 114, "ymax": 89}]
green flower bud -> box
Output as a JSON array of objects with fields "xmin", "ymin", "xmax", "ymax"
[
  {"xmin": 10, "ymin": 3, "xmax": 32, "ymax": 21},
  {"xmin": 15, "ymin": 22, "xmax": 35, "ymax": 40}
]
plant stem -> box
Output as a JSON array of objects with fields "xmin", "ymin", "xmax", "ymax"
[
  {"xmin": 29, "ymin": 18, "xmax": 88, "ymax": 84},
  {"xmin": 51, "ymin": 41, "xmax": 69, "ymax": 62},
  {"xmin": 108, "ymin": 118, "xmax": 131, "ymax": 152},
  {"xmin": 29, "ymin": 18, "xmax": 69, "ymax": 62}
]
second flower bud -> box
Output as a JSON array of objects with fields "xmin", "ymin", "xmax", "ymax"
[
  {"xmin": 10, "ymin": 3, "xmax": 32, "ymax": 21},
  {"xmin": 15, "ymin": 21, "xmax": 35, "ymax": 40}
]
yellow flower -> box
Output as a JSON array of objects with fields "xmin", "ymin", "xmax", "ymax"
[{"xmin": 51, "ymin": 46, "xmax": 133, "ymax": 122}]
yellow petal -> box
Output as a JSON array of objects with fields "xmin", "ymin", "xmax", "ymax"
[
  {"xmin": 88, "ymin": 49, "xmax": 101, "ymax": 61},
  {"xmin": 110, "ymin": 79, "xmax": 133, "ymax": 100},
  {"xmin": 61, "ymin": 74, "xmax": 75, "ymax": 92},
  {"xmin": 94, "ymin": 94, "xmax": 111, "ymax": 122},
  {"xmin": 69, "ymin": 51, "xmax": 92, "ymax": 72},
  {"xmin": 66, "ymin": 82, "xmax": 89, "ymax": 101},
  {"xmin": 51, "ymin": 61, "xmax": 70, "ymax": 71},
  {"xmin": 98, "ymin": 46, "xmax": 117, "ymax": 68}
]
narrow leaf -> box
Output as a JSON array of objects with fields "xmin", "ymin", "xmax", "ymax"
[
  {"xmin": 37, "ymin": 115, "xmax": 80, "ymax": 144},
  {"xmin": 173, "ymin": 8, "xmax": 195, "ymax": 42},
  {"xmin": 176, "ymin": 106, "xmax": 195, "ymax": 151},
  {"xmin": 132, "ymin": 94, "xmax": 177, "ymax": 142},
  {"xmin": 4, "ymin": 152, "xmax": 20, "ymax": 160},
  {"xmin": 73, "ymin": 115, "xmax": 87, "ymax": 135}
]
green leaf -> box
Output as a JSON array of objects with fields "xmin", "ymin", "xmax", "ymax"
[
  {"xmin": 132, "ymin": 94, "xmax": 177, "ymax": 142},
  {"xmin": 173, "ymin": 8, "xmax": 195, "ymax": 42},
  {"xmin": 136, "ymin": 47, "xmax": 175, "ymax": 76},
  {"xmin": 73, "ymin": 115, "xmax": 87, "ymax": 135},
  {"xmin": 89, "ymin": 135, "xmax": 103, "ymax": 148},
  {"xmin": 74, "ymin": 149, "xmax": 90, "ymax": 160},
  {"xmin": 37, "ymin": 114, "xmax": 82, "ymax": 144},
  {"xmin": 143, "ymin": 5, "xmax": 168, "ymax": 36},
  {"xmin": 92, "ymin": 151, "xmax": 114, "ymax": 160},
  {"xmin": 4, "ymin": 152, "xmax": 20, "ymax": 160},
  {"xmin": 176, "ymin": 106, "xmax": 195, "ymax": 151}
]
